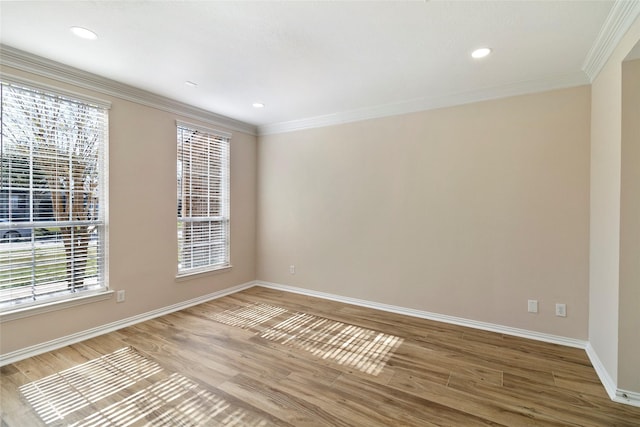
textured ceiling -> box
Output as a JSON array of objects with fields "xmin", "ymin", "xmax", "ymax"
[{"xmin": 0, "ymin": 1, "xmax": 618, "ymax": 131}]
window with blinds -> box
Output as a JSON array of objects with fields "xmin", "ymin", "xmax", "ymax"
[
  {"xmin": 0, "ymin": 80, "xmax": 108, "ymax": 310},
  {"xmin": 177, "ymin": 122, "xmax": 230, "ymax": 275}
]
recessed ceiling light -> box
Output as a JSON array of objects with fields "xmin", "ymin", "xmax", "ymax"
[
  {"xmin": 70, "ymin": 26, "xmax": 98, "ymax": 40},
  {"xmin": 252, "ymin": 102, "xmax": 265, "ymax": 108},
  {"xmin": 185, "ymin": 81, "xmax": 198, "ymax": 87},
  {"xmin": 471, "ymin": 47, "xmax": 492, "ymax": 59}
]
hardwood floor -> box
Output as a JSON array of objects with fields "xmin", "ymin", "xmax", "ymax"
[{"xmin": 1, "ymin": 286, "xmax": 639, "ymax": 426}]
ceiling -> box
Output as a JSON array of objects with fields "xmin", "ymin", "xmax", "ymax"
[{"xmin": 0, "ymin": 1, "xmax": 623, "ymax": 133}]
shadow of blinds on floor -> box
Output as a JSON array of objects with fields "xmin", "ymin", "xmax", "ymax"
[
  {"xmin": 210, "ymin": 303, "xmax": 404, "ymax": 376},
  {"xmin": 20, "ymin": 347, "xmax": 273, "ymax": 426}
]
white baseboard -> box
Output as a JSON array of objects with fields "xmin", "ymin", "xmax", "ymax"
[
  {"xmin": 585, "ymin": 342, "xmax": 618, "ymax": 400},
  {"xmin": 0, "ymin": 280, "xmax": 256, "ymax": 367},
  {"xmin": 615, "ymin": 389, "xmax": 640, "ymax": 408},
  {"xmin": 259, "ymin": 281, "xmax": 640, "ymax": 408},
  {"xmin": 585, "ymin": 342, "xmax": 640, "ymax": 408},
  {"xmin": 256, "ymin": 281, "xmax": 588, "ymax": 349},
  {"xmin": 4, "ymin": 278, "xmax": 638, "ymax": 408}
]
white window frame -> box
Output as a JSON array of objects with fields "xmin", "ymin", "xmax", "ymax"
[
  {"xmin": 0, "ymin": 76, "xmax": 110, "ymax": 318},
  {"xmin": 176, "ymin": 121, "xmax": 230, "ymax": 277}
]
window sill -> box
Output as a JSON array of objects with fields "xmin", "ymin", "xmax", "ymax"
[
  {"xmin": 175, "ymin": 265, "xmax": 232, "ymax": 282},
  {"xmin": 0, "ymin": 290, "xmax": 114, "ymax": 323}
]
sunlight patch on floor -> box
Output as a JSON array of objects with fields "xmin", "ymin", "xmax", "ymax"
[
  {"xmin": 211, "ymin": 303, "xmax": 404, "ymax": 376},
  {"xmin": 210, "ymin": 303, "xmax": 288, "ymax": 329},
  {"xmin": 261, "ymin": 311, "xmax": 404, "ymax": 376},
  {"xmin": 20, "ymin": 347, "xmax": 272, "ymax": 426},
  {"xmin": 20, "ymin": 347, "xmax": 162, "ymax": 424}
]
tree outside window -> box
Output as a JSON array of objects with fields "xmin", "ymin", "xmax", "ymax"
[{"xmin": 0, "ymin": 82, "xmax": 107, "ymax": 308}]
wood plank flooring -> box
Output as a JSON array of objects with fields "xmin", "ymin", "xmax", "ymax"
[{"xmin": 2, "ymin": 286, "xmax": 639, "ymax": 426}]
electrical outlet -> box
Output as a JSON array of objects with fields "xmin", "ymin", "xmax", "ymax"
[
  {"xmin": 528, "ymin": 299, "xmax": 538, "ymax": 313},
  {"xmin": 116, "ymin": 290, "xmax": 125, "ymax": 303},
  {"xmin": 556, "ymin": 303, "xmax": 566, "ymax": 317},
  {"xmin": 289, "ymin": 265, "xmax": 295, "ymax": 275}
]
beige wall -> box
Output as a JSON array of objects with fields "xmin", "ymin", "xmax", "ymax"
[
  {"xmin": 0, "ymin": 66, "xmax": 258, "ymax": 355},
  {"xmin": 619, "ymin": 58, "xmax": 640, "ymax": 391},
  {"xmin": 0, "ymin": 19, "xmax": 638, "ymax": 399},
  {"xmin": 257, "ymin": 86, "xmax": 591, "ymax": 339},
  {"xmin": 590, "ymin": 56, "xmax": 622, "ymax": 385},
  {"xmin": 1, "ymin": 17, "xmax": 637, "ymax": 397},
  {"xmin": 589, "ymin": 16, "xmax": 640, "ymax": 393}
]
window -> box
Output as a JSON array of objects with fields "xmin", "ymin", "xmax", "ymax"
[
  {"xmin": 177, "ymin": 122, "xmax": 230, "ymax": 275},
  {"xmin": 0, "ymin": 80, "xmax": 108, "ymax": 311}
]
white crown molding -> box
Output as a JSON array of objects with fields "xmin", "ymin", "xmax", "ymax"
[
  {"xmin": 0, "ymin": 280, "xmax": 256, "ymax": 366},
  {"xmin": 582, "ymin": 0, "xmax": 640, "ymax": 82},
  {"xmin": 257, "ymin": 71, "xmax": 589, "ymax": 136},
  {"xmin": 0, "ymin": 72, "xmax": 112, "ymax": 110},
  {"xmin": 256, "ymin": 281, "xmax": 587, "ymax": 349},
  {"xmin": 0, "ymin": 44, "xmax": 257, "ymax": 136}
]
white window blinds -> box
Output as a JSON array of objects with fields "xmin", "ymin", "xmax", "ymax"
[
  {"xmin": 177, "ymin": 122, "xmax": 230, "ymax": 275},
  {"xmin": 0, "ymin": 81, "xmax": 108, "ymax": 310}
]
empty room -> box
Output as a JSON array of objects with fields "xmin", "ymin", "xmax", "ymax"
[{"xmin": 1, "ymin": 1, "xmax": 640, "ymax": 425}]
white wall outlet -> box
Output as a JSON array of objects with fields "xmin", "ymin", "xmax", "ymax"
[
  {"xmin": 289, "ymin": 265, "xmax": 295, "ymax": 275},
  {"xmin": 556, "ymin": 303, "xmax": 567, "ymax": 317},
  {"xmin": 528, "ymin": 299, "xmax": 538, "ymax": 313},
  {"xmin": 116, "ymin": 290, "xmax": 126, "ymax": 303}
]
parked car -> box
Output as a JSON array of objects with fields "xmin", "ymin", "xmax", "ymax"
[
  {"xmin": 0, "ymin": 220, "xmax": 32, "ymax": 242},
  {"xmin": 1, "ymin": 188, "xmax": 54, "ymax": 242}
]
